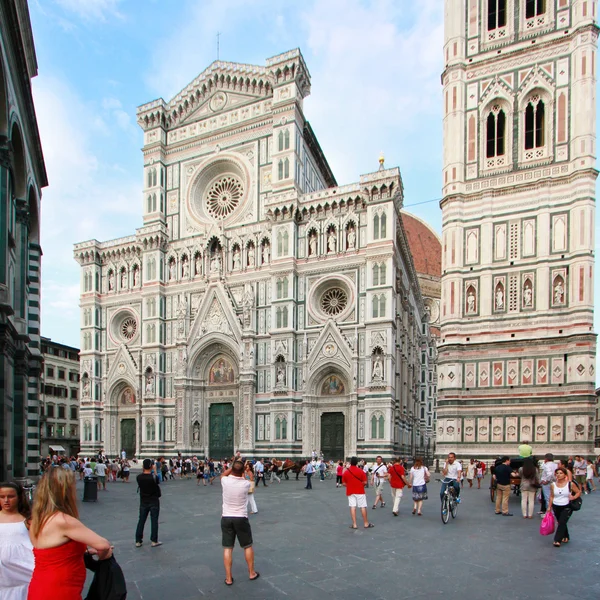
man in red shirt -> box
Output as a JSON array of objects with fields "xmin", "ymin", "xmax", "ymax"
[
  {"xmin": 387, "ymin": 457, "xmax": 411, "ymax": 516},
  {"xmin": 342, "ymin": 456, "xmax": 374, "ymax": 529}
]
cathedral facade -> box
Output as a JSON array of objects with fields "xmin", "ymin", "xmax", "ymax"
[
  {"xmin": 438, "ymin": 0, "xmax": 597, "ymax": 458},
  {"xmin": 74, "ymin": 49, "xmax": 438, "ymax": 461}
]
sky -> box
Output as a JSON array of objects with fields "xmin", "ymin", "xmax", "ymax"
[{"xmin": 28, "ymin": 0, "xmax": 600, "ymax": 371}]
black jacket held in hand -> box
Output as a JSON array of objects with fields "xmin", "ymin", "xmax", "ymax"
[{"xmin": 84, "ymin": 553, "xmax": 127, "ymax": 600}]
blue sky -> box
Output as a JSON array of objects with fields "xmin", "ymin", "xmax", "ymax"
[{"xmin": 29, "ymin": 0, "xmax": 599, "ymax": 376}]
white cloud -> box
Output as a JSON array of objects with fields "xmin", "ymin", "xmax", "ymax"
[
  {"xmin": 32, "ymin": 75, "xmax": 141, "ymax": 347},
  {"xmin": 54, "ymin": 0, "xmax": 124, "ymax": 23}
]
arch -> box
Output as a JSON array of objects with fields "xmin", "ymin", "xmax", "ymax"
[
  {"xmin": 0, "ymin": 57, "xmax": 7, "ymax": 135},
  {"xmin": 308, "ymin": 363, "xmax": 351, "ymax": 397},
  {"xmin": 10, "ymin": 122, "xmax": 27, "ymax": 199},
  {"xmin": 188, "ymin": 338, "xmax": 240, "ymax": 381}
]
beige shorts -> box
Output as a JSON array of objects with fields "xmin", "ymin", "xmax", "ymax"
[
  {"xmin": 348, "ymin": 494, "xmax": 367, "ymax": 508},
  {"xmin": 374, "ymin": 481, "xmax": 385, "ymax": 496}
]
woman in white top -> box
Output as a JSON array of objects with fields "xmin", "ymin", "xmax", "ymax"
[
  {"xmin": 409, "ymin": 458, "xmax": 430, "ymax": 516},
  {"xmin": 466, "ymin": 459, "xmax": 476, "ymax": 488},
  {"xmin": 0, "ymin": 482, "xmax": 34, "ymax": 599},
  {"xmin": 549, "ymin": 467, "xmax": 581, "ymax": 547}
]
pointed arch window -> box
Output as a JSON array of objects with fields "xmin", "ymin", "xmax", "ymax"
[
  {"xmin": 284, "ymin": 157, "xmax": 290, "ymax": 179},
  {"xmin": 146, "ymin": 418, "xmax": 156, "ymax": 441},
  {"xmin": 379, "ymin": 294, "xmax": 386, "ymax": 317},
  {"xmin": 370, "ymin": 414, "xmax": 385, "ymax": 439},
  {"xmin": 488, "ymin": 0, "xmax": 507, "ymax": 30},
  {"xmin": 372, "ymin": 263, "xmax": 379, "ymax": 286},
  {"xmin": 278, "ymin": 160, "xmax": 283, "ymax": 180},
  {"xmin": 379, "ymin": 264, "xmax": 386, "ymax": 285},
  {"xmin": 380, "ymin": 212, "xmax": 387, "ymax": 237},
  {"xmin": 284, "ymin": 129, "xmax": 290, "ymax": 149},
  {"xmin": 524, "ymin": 97, "xmax": 545, "ymax": 150},
  {"xmin": 525, "ymin": 0, "xmax": 545, "ymax": 19},
  {"xmin": 152, "ymin": 168, "xmax": 157, "ymax": 187},
  {"xmin": 486, "ymin": 106, "xmax": 506, "ymax": 158},
  {"xmin": 373, "ymin": 214, "xmax": 380, "ymax": 240}
]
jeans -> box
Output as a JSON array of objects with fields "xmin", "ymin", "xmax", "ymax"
[
  {"xmin": 440, "ymin": 479, "xmax": 460, "ymax": 501},
  {"xmin": 255, "ymin": 472, "xmax": 267, "ymax": 486},
  {"xmin": 552, "ymin": 503, "xmax": 571, "ymax": 543},
  {"xmin": 541, "ymin": 484, "xmax": 551, "ymax": 512},
  {"xmin": 305, "ymin": 473, "xmax": 313, "ymax": 489},
  {"xmin": 136, "ymin": 501, "xmax": 159, "ymax": 543},
  {"xmin": 156, "ymin": 471, "xmax": 163, "ymax": 482},
  {"xmin": 319, "ymin": 470, "xmax": 325, "ymax": 481}
]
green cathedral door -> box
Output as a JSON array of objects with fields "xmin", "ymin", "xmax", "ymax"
[
  {"xmin": 120, "ymin": 419, "xmax": 136, "ymax": 458},
  {"xmin": 209, "ymin": 403, "xmax": 234, "ymax": 460},
  {"xmin": 321, "ymin": 412, "xmax": 345, "ymax": 460}
]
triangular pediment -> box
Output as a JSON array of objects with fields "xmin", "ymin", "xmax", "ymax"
[
  {"xmin": 188, "ymin": 283, "xmax": 241, "ymax": 344},
  {"xmin": 180, "ymin": 90, "xmax": 264, "ymax": 126},
  {"xmin": 107, "ymin": 344, "xmax": 138, "ymax": 383},
  {"xmin": 307, "ymin": 320, "xmax": 353, "ymax": 373}
]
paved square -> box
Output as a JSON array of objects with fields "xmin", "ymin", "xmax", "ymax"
[{"xmin": 78, "ymin": 472, "xmax": 599, "ymax": 600}]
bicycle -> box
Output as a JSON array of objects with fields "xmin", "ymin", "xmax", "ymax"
[{"xmin": 438, "ymin": 477, "xmax": 459, "ymax": 524}]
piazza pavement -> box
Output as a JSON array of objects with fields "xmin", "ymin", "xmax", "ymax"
[{"xmin": 78, "ymin": 469, "xmax": 599, "ymax": 600}]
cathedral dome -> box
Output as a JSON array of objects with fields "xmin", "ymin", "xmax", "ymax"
[{"xmin": 401, "ymin": 211, "xmax": 441, "ymax": 278}]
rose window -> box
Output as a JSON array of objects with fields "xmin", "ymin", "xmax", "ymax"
[
  {"xmin": 205, "ymin": 175, "xmax": 243, "ymax": 220},
  {"xmin": 120, "ymin": 317, "xmax": 137, "ymax": 341},
  {"xmin": 320, "ymin": 288, "xmax": 348, "ymax": 316}
]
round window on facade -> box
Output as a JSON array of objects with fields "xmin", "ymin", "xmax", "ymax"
[
  {"xmin": 109, "ymin": 310, "xmax": 140, "ymax": 345},
  {"xmin": 307, "ymin": 275, "xmax": 355, "ymax": 323}
]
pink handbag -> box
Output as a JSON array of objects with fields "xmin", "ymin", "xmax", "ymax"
[{"xmin": 540, "ymin": 511, "xmax": 556, "ymax": 536}]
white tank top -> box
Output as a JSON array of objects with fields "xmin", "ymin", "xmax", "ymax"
[{"xmin": 552, "ymin": 482, "xmax": 570, "ymax": 506}]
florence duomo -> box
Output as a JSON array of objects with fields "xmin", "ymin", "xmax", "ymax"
[{"xmin": 74, "ymin": 50, "xmax": 440, "ymax": 461}]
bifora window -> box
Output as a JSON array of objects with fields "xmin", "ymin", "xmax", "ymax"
[
  {"xmin": 524, "ymin": 97, "xmax": 545, "ymax": 150},
  {"xmin": 486, "ymin": 106, "xmax": 506, "ymax": 157},
  {"xmin": 488, "ymin": 0, "xmax": 507, "ymax": 30},
  {"xmin": 526, "ymin": 0, "xmax": 545, "ymax": 19}
]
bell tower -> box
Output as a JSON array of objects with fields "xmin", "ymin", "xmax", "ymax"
[{"xmin": 438, "ymin": 0, "xmax": 598, "ymax": 457}]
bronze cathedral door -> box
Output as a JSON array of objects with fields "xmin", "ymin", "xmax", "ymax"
[
  {"xmin": 321, "ymin": 412, "xmax": 344, "ymax": 460},
  {"xmin": 209, "ymin": 403, "xmax": 234, "ymax": 459}
]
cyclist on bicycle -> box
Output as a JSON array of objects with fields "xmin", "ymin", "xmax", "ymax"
[{"xmin": 441, "ymin": 452, "xmax": 462, "ymax": 503}]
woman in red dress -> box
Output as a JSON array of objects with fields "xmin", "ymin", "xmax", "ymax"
[{"xmin": 28, "ymin": 468, "xmax": 112, "ymax": 600}]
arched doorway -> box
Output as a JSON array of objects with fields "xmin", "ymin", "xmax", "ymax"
[
  {"xmin": 318, "ymin": 374, "xmax": 347, "ymax": 460},
  {"xmin": 117, "ymin": 385, "xmax": 136, "ymax": 458}
]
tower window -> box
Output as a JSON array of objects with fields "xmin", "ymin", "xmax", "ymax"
[
  {"xmin": 488, "ymin": 0, "xmax": 506, "ymax": 31},
  {"xmin": 486, "ymin": 107, "xmax": 506, "ymax": 158},
  {"xmin": 524, "ymin": 98, "xmax": 545, "ymax": 150},
  {"xmin": 525, "ymin": 0, "xmax": 545, "ymax": 19}
]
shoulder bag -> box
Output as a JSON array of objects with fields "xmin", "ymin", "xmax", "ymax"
[{"xmin": 568, "ymin": 482, "xmax": 582, "ymax": 511}]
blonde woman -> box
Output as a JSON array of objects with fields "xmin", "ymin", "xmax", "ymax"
[
  {"xmin": 28, "ymin": 468, "xmax": 112, "ymax": 599},
  {"xmin": 409, "ymin": 458, "xmax": 429, "ymax": 516},
  {"xmin": 0, "ymin": 482, "xmax": 33, "ymax": 600}
]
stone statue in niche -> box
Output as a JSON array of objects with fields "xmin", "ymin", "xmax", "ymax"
[
  {"xmin": 495, "ymin": 285, "xmax": 504, "ymax": 310},
  {"xmin": 466, "ymin": 289, "xmax": 476, "ymax": 314},
  {"xmin": 210, "ymin": 253, "xmax": 221, "ymax": 274},
  {"xmin": 276, "ymin": 365, "xmax": 285, "ymax": 386},
  {"xmin": 82, "ymin": 377, "xmax": 90, "ymax": 398},
  {"xmin": 523, "ymin": 283, "xmax": 532, "ymax": 307},
  {"xmin": 347, "ymin": 226, "xmax": 356, "ymax": 250},
  {"xmin": 554, "ymin": 279, "xmax": 564, "ymax": 305},
  {"xmin": 309, "ymin": 233, "xmax": 318, "ymax": 256},
  {"xmin": 169, "ymin": 260, "xmax": 176, "ymax": 280},
  {"xmin": 145, "ymin": 373, "xmax": 154, "ymax": 395},
  {"xmin": 182, "ymin": 257, "xmax": 189, "ymax": 278},
  {"xmin": 262, "ymin": 244, "xmax": 270, "ymax": 264},
  {"xmin": 194, "ymin": 254, "xmax": 202, "ymax": 276},
  {"xmin": 133, "ymin": 268, "xmax": 139, "ymax": 287},
  {"xmin": 193, "ymin": 422, "xmax": 200, "ymax": 442},
  {"xmin": 327, "ymin": 230, "xmax": 336, "ymax": 253},
  {"xmin": 121, "ymin": 270, "xmax": 127, "ymax": 289},
  {"xmin": 108, "ymin": 271, "xmax": 115, "ymax": 291},
  {"xmin": 233, "ymin": 247, "xmax": 241, "ymax": 270},
  {"xmin": 372, "ymin": 354, "xmax": 383, "ymax": 380},
  {"xmin": 247, "ymin": 245, "xmax": 255, "ymax": 267}
]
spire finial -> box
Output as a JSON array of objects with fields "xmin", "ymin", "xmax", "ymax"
[{"xmin": 378, "ymin": 151, "xmax": 385, "ymax": 171}]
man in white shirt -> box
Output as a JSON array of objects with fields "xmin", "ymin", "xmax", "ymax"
[
  {"xmin": 540, "ymin": 453, "xmax": 558, "ymax": 512},
  {"xmin": 371, "ymin": 456, "xmax": 388, "ymax": 509},
  {"xmin": 254, "ymin": 459, "xmax": 267, "ymax": 487},
  {"xmin": 94, "ymin": 461, "xmax": 107, "ymax": 490},
  {"xmin": 221, "ymin": 460, "xmax": 259, "ymax": 586},
  {"xmin": 441, "ymin": 452, "xmax": 462, "ymax": 502}
]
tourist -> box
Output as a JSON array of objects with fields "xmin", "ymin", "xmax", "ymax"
[
  {"xmin": 269, "ymin": 458, "xmax": 281, "ymax": 484},
  {"xmin": 0, "ymin": 482, "xmax": 33, "ymax": 600},
  {"xmin": 572, "ymin": 456, "xmax": 587, "ymax": 492},
  {"xmin": 409, "ymin": 457, "xmax": 429, "ymax": 516},
  {"xmin": 586, "ymin": 458, "xmax": 596, "ymax": 492},
  {"xmin": 475, "ymin": 461, "xmax": 484, "ymax": 488},
  {"xmin": 342, "ymin": 456, "xmax": 374, "ymax": 529},
  {"xmin": 387, "ymin": 457, "xmax": 410, "ymax": 516},
  {"xmin": 110, "ymin": 460, "xmax": 119, "ymax": 482},
  {"xmin": 221, "ymin": 460, "xmax": 260, "ymax": 585},
  {"xmin": 557, "ymin": 459, "xmax": 573, "ymax": 481},
  {"xmin": 549, "ymin": 467, "xmax": 581, "ymax": 547},
  {"xmin": 94, "ymin": 460, "xmax": 107, "ymax": 491},
  {"xmin": 336, "ymin": 461, "xmax": 344, "ymax": 487},
  {"xmin": 245, "ymin": 462, "xmax": 258, "ymax": 514},
  {"xmin": 539, "ymin": 453, "xmax": 557, "ymax": 514},
  {"xmin": 197, "ymin": 460, "xmax": 206, "ymax": 486},
  {"xmin": 208, "ymin": 458, "xmax": 217, "ymax": 484},
  {"xmin": 319, "ymin": 460, "xmax": 326, "ymax": 481},
  {"xmin": 440, "ymin": 452, "xmax": 462, "ymax": 502},
  {"xmin": 28, "ymin": 469, "xmax": 112, "ymax": 600},
  {"xmin": 371, "ymin": 455, "xmax": 387, "ymax": 509},
  {"xmin": 465, "ymin": 459, "xmax": 475, "ymax": 488},
  {"xmin": 304, "ymin": 460, "xmax": 315, "ymax": 489},
  {"xmin": 121, "ymin": 460, "xmax": 131, "ymax": 482},
  {"xmin": 518, "ymin": 457, "xmax": 539, "ymax": 519},
  {"xmin": 254, "ymin": 459, "xmax": 267, "ymax": 487},
  {"xmin": 493, "ymin": 456, "xmax": 513, "ymax": 516},
  {"xmin": 135, "ymin": 458, "xmax": 162, "ymax": 548}
]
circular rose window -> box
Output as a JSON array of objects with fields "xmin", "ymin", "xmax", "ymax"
[
  {"xmin": 121, "ymin": 317, "xmax": 137, "ymax": 341},
  {"xmin": 205, "ymin": 175, "xmax": 243, "ymax": 219},
  {"xmin": 320, "ymin": 288, "xmax": 348, "ymax": 316}
]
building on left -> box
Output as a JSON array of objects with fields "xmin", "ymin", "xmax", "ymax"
[
  {"xmin": 39, "ymin": 338, "xmax": 81, "ymax": 459},
  {"xmin": 0, "ymin": 0, "xmax": 48, "ymax": 480}
]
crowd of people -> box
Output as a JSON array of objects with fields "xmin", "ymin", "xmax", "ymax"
[{"xmin": 1, "ymin": 447, "xmax": 597, "ymax": 595}]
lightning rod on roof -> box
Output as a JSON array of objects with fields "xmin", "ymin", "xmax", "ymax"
[{"xmin": 217, "ymin": 32, "xmax": 221, "ymax": 61}]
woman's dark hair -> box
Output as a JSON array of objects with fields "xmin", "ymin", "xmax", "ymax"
[
  {"xmin": 0, "ymin": 481, "xmax": 31, "ymax": 519},
  {"xmin": 521, "ymin": 457, "xmax": 536, "ymax": 480}
]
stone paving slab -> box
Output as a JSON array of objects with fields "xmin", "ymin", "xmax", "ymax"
[{"xmin": 78, "ymin": 474, "xmax": 600, "ymax": 600}]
